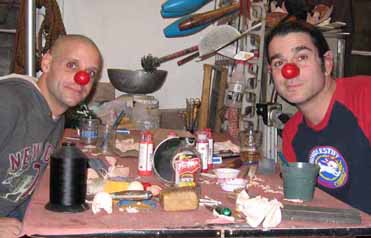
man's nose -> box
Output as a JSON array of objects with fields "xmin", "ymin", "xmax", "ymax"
[{"xmin": 281, "ymin": 63, "xmax": 300, "ymax": 79}]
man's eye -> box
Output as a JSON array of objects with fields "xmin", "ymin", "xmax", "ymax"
[
  {"xmin": 272, "ymin": 60, "xmax": 283, "ymax": 68},
  {"xmin": 66, "ymin": 62, "xmax": 78, "ymax": 70},
  {"xmin": 87, "ymin": 71, "xmax": 97, "ymax": 79},
  {"xmin": 297, "ymin": 54, "xmax": 308, "ymax": 62}
]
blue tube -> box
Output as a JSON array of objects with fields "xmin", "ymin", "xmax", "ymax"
[
  {"xmin": 161, "ymin": 9, "xmax": 189, "ymax": 18},
  {"xmin": 161, "ymin": 0, "xmax": 212, "ymax": 18}
]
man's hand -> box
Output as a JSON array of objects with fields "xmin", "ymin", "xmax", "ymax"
[{"xmin": 0, "ymin": 217, "xmax": 22, "ymax": 238}]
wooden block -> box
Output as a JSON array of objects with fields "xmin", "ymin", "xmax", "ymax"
[{"xmin": 160, "ymin": 187, "xmax": 199, "ymax": 212}]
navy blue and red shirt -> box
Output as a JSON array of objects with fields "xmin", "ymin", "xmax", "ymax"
[{"xmin": 283, "ymin": 76, "xmax": 371, "ymax": 214}]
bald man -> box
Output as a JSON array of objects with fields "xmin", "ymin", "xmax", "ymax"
[{"xmin": 0, "ymin": 35, "xmax": 102, "ymax": 237}]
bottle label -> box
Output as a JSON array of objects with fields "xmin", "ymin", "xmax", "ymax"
[
  {"xmin": 173, "ymin": 153, "xmax": 201, "ymax": 187},
  {"xmin": 138, "ymin": 143, "xmax": 149, "ymax": 172},
  {"xmin": 196, "ymin": 142, "xmax": 209, "ymax": 171},
  {"xmin": 81, "ymin": 130, "xmax": 98, "ymax": 139}
]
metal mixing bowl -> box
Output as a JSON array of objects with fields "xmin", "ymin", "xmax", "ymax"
[{"xmin": 107, "ymin": 68, "xmax": 167, "ymax": 94}]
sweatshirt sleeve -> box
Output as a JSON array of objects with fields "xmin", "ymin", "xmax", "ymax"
[{"xmin": 0, "ymin": 87, "xmax": 21, "ymax": 147}]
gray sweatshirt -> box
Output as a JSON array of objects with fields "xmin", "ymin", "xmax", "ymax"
[{"xmin": 0, "ymin": 74, "xmax": 64, "ymax": 220}]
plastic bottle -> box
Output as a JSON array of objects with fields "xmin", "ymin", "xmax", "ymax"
[
  {"xmin": 225, "ymin": 60, "xmax": 246, "ymax": 108},
  {"xmin": 146, "ymin": 131, "xmax": 154, "ymax": 175},
  {"xmin": 205, "ymin": 128, "xmax": 214, "ymax": 169},
  {"xmin": 172, "ymin": 139, "xmax": 201, "ymax": 187},
  {"xmin": 196, "ymin": 131, "xmax": 209, "ymax": 172},
  {"xmin": 138, "ymin": 131, "xmax": 152, "ymax": 176}
]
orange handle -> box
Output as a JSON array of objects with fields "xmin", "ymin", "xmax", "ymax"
[{"xmin": 179, "ymin": 2, "xmax": 240, "ymax": 31}]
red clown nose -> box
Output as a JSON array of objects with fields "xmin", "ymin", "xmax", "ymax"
[
  {"xmin": 74, "ymin": 71, "xmax": 90, "ymax": 85},
  {"xmin": 281, "ymin": 63, "xmax": 300, "ymax": 79}
]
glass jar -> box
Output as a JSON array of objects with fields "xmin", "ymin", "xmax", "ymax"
[
  {"xmin": 239, "ymin": 128, "xmax": 262, "ymax": 164},
  {"xmin": 80, "ymin": 117, "xmax": 100, "ymax": 145}
]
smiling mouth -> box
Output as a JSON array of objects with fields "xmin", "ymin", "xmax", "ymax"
[
  {"xmin": 286, "ymin": 80, "xmax": 303, "ymax": 90},
  {"xmin": 65, "ymin": 85, "xmax": 84, "ymax": 97}
]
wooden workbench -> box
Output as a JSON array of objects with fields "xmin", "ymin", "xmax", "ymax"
[{"xmin": 21, "ymin": 129, "xmax": 371, "ymax": 237}]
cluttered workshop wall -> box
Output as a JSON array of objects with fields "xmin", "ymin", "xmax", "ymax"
[
  {"xmin": 0, "ymin": 0, "xmax": 19, "ymax": 76},
  {"xmin": 62, "ymin": 0, "xmax": 215, "ymax": 109}
]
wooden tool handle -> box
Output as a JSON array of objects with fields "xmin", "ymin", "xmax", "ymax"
[
  {"xmin": 179, "ymin": 2, "xmax": 240, "ymax": 31},
  {"xmin": 159, "ymin": 45, "xmax": 199, "ymax": 63},
  {"xmin": 177, "ymin": 52, "xmax": 200, "ymax": 66}
]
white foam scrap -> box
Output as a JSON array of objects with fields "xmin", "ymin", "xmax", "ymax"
[{"xmin": 236, "ymin": 192, "xmax": 282, "ymax": 228}]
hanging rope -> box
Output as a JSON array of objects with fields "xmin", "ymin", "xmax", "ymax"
[{"xmin": 11, "ymin": 0, "xmax": 66, "ymax": 74}]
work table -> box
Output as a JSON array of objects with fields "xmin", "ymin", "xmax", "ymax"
[{"xmin": 21, "ymin": 129, "xmax": 371, "ymax": 237}]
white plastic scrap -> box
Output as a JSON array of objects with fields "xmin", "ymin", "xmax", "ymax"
[
  {"xmin": 262, "ymin": 199, "xmax": 282, "ymax": 228},
  {"xmin": 236, "ymin": 191, "xmax": 282, "ymax": 228},
  {"xmin": 92, "ymin": 192, "xmax": 113, "ymax": 214}
]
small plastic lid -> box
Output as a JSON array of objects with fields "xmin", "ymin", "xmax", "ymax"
[
  {"xmin": 168, "ymin": 131, "xmax": 177, "ymax": 137},
  {"xmin": 197, "ymin": 133, "xmax": 208, "ymax": 140}
]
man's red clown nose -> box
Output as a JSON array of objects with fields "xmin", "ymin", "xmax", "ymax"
[
  {"xmin": 74, "ymin": 71, "xmax": 90, "ymax": 85},
  {"xmin": 281, "ymin": 63, "xmax": 300, "ymax": 79}
]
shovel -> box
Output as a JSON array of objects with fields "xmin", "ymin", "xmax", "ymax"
[
  {"xmin": 176, "ymin": 24, "xmax": 241, "ymax": 66},
  {"xmin": 198, "ymin": 22, "xmax": 262, "ymax": 61}
]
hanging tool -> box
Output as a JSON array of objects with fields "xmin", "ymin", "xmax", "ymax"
[
  {"xmin": 198, "ymin": 24, "xmax": 241, "ymax": 57},
  {"xmin": 161, "ymin": 0, "xmax": 212, "ymax": 18},
  {"xmin": 198, "ymin": 22, "xmax": 262, "ymax": 61},
  {"xmin": 239, "ymin": 0, "xmax": 251, "ymax": 27},
  {"xmin": 177, "ymin": 52, "xmax": 200, "ymax": 66},
  {"xmin": 141, "ymin": 45, "xmax": 198, "ymax": 72},
  {"xmin": 178, "ymin": 2, "xmax": 240, "ymax": 31},
  {"xmin": 163, "ymin": 15, "xmax": 211, "ymax": 38}
]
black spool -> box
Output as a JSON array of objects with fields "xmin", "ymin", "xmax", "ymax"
[{"xmin": 45, "ymin": 142, "xmax": 89, "ymax": 212}]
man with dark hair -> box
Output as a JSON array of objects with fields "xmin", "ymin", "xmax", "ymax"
[
  {"xmin": 265, "ymin": 20, "xmax": 371, "ymax": 214},
  {"xmin": 0, "ymin": 34, "xmax": 103, "ymax": 237}
]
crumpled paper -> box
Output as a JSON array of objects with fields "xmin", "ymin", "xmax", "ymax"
[{"xmin": 236, "ymin": 190, "xmax": 282, "ymax": 228}]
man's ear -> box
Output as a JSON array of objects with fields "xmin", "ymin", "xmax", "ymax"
[
  {"xmin": 40, "ymin": 51, "xmax": 52, "ymax": 73},
  {"xmin": 323, "ymin": 50, "xmax": 334, "ymax": 76}
]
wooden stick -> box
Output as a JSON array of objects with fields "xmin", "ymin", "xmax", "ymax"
[{"xmin": 198, "ymin": 64, "xmax": 213, "ymax": 130}]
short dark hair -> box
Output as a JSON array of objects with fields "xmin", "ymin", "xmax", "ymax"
[{"xmin": 265, "ymin": 20, "xmax": 330, "ymax": 64}]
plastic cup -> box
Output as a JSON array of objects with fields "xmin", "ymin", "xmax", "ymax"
[
  {"xmin": 97, "ymin": 124, "xmax": 116, "ymax": 154},
  {"xmin": 282, "ymin": 162, "xmax": 319, "ymax": 201},
  {"xmin": 257, "ymin": 158, "xmax": 276, "ymax": 175}
]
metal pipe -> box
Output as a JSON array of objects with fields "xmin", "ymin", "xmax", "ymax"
[
  {"xmin": 0, "ymin": 29, "xmax": 16, "ymax": 33},
  {"xmin": 25, "ymin": 0, "xmax": 36, "ymax": 77}
]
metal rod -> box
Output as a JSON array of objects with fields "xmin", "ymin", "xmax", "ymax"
[
  {"xmin": 25, "ymin": 0, "xmax": 36, "ymax": 77},
  {"xmin": 0, "ymin": 29, "xmax": 16, "ymax": 33}
]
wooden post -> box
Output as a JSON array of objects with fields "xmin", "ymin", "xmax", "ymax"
[
  {"xmin": 198, "ymin": 64, "xmax": 213, "ymax": 130},
  {"xmin": 214, "ymin": 66, "xmax": 228, "ymax": 132}
]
